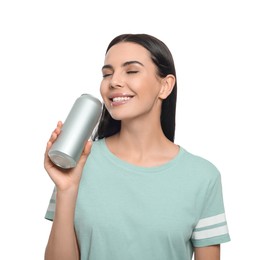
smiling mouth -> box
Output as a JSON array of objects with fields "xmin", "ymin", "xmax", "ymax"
[
  {"xmin": 111, "ymin": 96, "xmax": 132, "ymax": 102},
  {"xmin": 109, "ymin": 95, "xmax": 134, "ymax": 106}
]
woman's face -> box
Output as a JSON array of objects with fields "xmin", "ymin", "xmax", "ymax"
[{"xmin": 100, "ymin": 42, "xmax": 164, "ymax": 121}]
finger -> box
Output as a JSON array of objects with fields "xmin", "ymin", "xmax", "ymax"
[
  {"xmin": 48, "ymin": 122, "xmax": 62, "ymax": 143},
  {"xmin": 45, "ymin": 121, "xmax": 62, "ymax": 162},
  {"xmin": 83, "ymin": 140, "xmax": 93, "ymax": 155},
  {"xmin": 77, "ymin": 140, "xmax": 92, "ymax": 167},
  {"xmin": 45, "ymin": 140, "xmax": 52, "ymax": 154},
  {"xmin": 57, "ymin": 120, "xmax": 63, "ymax": 128},
  {"xmin": 49, "ymin": 131, "xmax": 55, "ymax": 142},
  {"xmin": 44, "ymin": 141, "xmax": 53, "ymax": 168}
]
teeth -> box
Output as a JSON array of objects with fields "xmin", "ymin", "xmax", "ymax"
[{"xmin": 112, "ymin": 96, "xmax": 131, "ymax": 102}]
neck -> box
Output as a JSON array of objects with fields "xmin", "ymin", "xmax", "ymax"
[
  {"xmin": 120, "ymin": 113, "xmax": 166, "ymax": 147},
  {"xmin": 105, "ymin": 117, "xmax": 178, "ymax": 167}
]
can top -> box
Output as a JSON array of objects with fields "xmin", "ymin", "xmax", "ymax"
[{"xmin": 80, "ymin": 93, "xmax": 102, "ymax": 106}]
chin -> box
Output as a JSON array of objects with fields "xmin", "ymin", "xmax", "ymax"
[
  {"xmin": 110, "ymin": 114, "xmax": 128, "ymax": 121},
  {"xmin": 109, "ymin": 111, "xmax": 134, "ymax": 121}
]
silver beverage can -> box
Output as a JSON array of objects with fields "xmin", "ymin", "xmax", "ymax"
[{"xmin": 48, "ymin": 93, "xmax": 102, "ymax": 169}]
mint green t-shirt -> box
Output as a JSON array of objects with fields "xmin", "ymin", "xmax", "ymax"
[{"xmin": 45, "ymin": 139, "xmax": 230, "ymax": 260}]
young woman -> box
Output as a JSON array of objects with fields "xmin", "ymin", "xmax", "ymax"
[{"xmin": 44, "ymin": 34, "xmax": 230, "ymax": 260}]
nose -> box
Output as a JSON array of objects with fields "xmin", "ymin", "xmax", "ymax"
[{"xmin": 109, "ymin": 72, "xmax": 124, "ymax": 89}]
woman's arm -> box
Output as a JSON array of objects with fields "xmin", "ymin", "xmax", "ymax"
[
  {"xmin": 194, "ymin": 244, "xmax": 220, "ymax": 260},
  {"xmin": 45, "ymin": 188, "xmax": 80, "ymax": 260},
  {"xmin": 44, "ymin": 121, "xmax": 92, "ymax": 260}
]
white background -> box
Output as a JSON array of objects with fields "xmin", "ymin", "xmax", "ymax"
[{"xmin": 1, "ymin": 0, "xmax": 268, "ymax": 259}]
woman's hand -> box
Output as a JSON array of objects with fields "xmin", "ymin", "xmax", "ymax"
[{"xmin": 44, "ymin": 121, "xmax": 92, "ymax": 192}]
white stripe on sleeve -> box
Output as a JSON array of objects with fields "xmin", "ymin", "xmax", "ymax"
[
  {"xmin": 192, "ymin": 225, "xmax": 229, "ymax": 240},
  {"xmin": 195, "ymin": 213, "xmax": 226, "ymax": 229}
]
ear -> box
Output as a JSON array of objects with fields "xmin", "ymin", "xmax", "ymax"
[{"xmin": 159, "ymin": 74, "xmax": 176, "ymax": 99}]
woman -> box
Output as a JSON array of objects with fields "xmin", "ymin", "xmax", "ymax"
[{"xmin": 44, "ymin": 34, "xmax": 230, "ymax": 260}]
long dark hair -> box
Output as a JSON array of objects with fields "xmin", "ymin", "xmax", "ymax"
[{"xmin": 93, "ymin": 34, "xmax": 177, "ymax": 142}]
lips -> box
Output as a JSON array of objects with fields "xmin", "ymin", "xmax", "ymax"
[
  {"xmin": 112, "ymin": 96, "xmax": 132, "ymax": 102},
  {"xmin": 108, "ymin": 93, "xmax": 134, "ymax": 106}
]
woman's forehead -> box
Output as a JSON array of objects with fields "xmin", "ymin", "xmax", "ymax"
[{"xmin": 104, "ymin": 42, "xmax": 151, "ymax": 64}]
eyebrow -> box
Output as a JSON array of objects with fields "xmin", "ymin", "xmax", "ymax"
[{"xmin": 102, "ymin": 60, "xmax": 144, "ymax": 71}]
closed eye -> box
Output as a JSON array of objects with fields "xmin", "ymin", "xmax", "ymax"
[
  {"xmin": 102, "ymin": 73, "xmax": 112, "ymax": 78},
  {"xmin": 127, "ymin": 71, "xmax": 138, "ymax": 74}
]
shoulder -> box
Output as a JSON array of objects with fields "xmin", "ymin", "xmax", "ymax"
[
  {"xmin": 83, "ymin": 138, "xmax": 105, "ymax": 164},
  {"xmin": 180, "ymin": 147, "xmax": 221, "ymax": 181},
  {"xmin": 90, "ymin": 138, "xmax": 105, "ymax": 153},
  {"xmin": 92, "ymin": 138, "xmax": 104, "ymax": 148}
]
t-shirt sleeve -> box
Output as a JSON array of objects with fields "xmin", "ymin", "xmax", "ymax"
[
  {"xmin": 45, "ymin": 187, "xmax": 56, "ymax": 221},
  {"xmin": 191, "ymin": 172, "xmax": 231, "ymax": 247}
]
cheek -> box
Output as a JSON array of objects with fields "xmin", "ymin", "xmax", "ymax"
[
  {"xmin": 99, "ymin": 83, "xmax": 106, "ymax": 99},
  {"xmin": 99, "ymin": 83, "xmax": 111, "ymax": 111}
]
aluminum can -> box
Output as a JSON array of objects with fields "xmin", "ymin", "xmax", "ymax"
[{"xmin": 48, "ymin": 93, "xmax": 102, "ymax": 169}]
